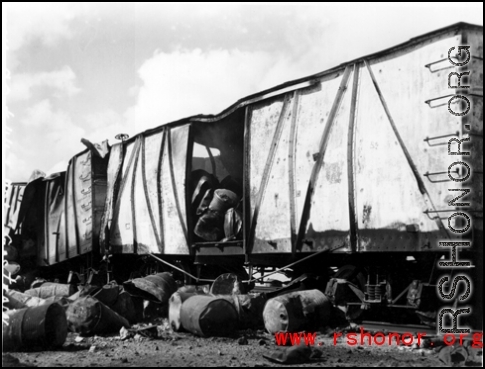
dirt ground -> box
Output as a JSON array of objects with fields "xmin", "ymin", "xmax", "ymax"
[{"xmin": 3, "ymin": 326, "xmax": 483, "ymax": 367}]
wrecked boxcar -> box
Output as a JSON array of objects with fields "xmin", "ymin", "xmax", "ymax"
[{"xmin": 6, "ymin": 22, "xmax": 483, "ymax": 327}]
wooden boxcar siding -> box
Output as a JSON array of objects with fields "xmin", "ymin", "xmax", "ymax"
[
  {"xmin": 249, "ymin": 28, "xmax": 482, "ymax": 255},
  {"xmin": 37, "ymin": 150, "xmax": 110, "ymax": 265},
  {"xmin": 102, "ymin": 125, "xmax": 190, "ymax": 255},
  {"xmin": 41, "ymin": 173, "xmax": 66, "ymax": 265},
  {"xmin": 3, "ymin": 183, "xmax": 26, "ymax": 234}
]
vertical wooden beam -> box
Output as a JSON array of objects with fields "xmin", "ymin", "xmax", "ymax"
[
  {"xmin": 71, "ymin": 156, "xmax": 81, "ymax": 256},
  {"xmin": 185, "ymin": 125, "xmax": 194, "ymax": 256},
  {"xmin": 43, "ymin": 180, "xmax": 49, "ymax": 264},
  {"xmin": 243, "ymin": 106, "xmax": 252, "ymax": 262},
  {"xmin": 64, "ymin": 163, "xmax": 70, "ymax": 258}
]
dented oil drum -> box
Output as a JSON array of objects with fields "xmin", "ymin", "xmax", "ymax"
[
  {"xmin": 180, "ymin": 295, "xmax": 238, "ymax": 337},
  {"xmin": 6, "ymin": 290, "xmax": 48, "ymax": 308},
  {"xmin": 263, "ymin": 290, "xmax": 331, "ymax": 333},
  {"xmin": 3, "ymin": 303, "xmax": 68, "ymax": 352},
  {"xmin": 24, "ymin": 283, "xmax": 76, "ymax": 299},
  {"xmin": 123, "ymin": 272, "xmax": 177, "ymax": 304},
  {"xmin": 66, "ymin": 296, "xmax": 129, "ymax": 335},
  {"xmin": 169, "ymin": 292, "xmax": 199, "ymax": 331}
]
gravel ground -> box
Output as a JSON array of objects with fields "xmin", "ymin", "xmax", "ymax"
[{"xmin": 3, "ymin": 326, "xmax": 483, "ymax": 367}]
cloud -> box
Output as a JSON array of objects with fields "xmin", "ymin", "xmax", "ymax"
[
  {"xmin": 5, "ymin": 99, "xmax": 86, "ymax": 181},
  {"xmin": 126, "ymin": 47, "xmax": 332, "ymax": 131},
  {"xmin": 4, "ymin": 152, "xmax": 27, "ymax": 182},
  {"xmin": 5, "ymin": 3, "xmax": 91, "ymax": 51},
  {"xmin": 8, "ymin": 66, "xmax": 80, "ymax": 102}
]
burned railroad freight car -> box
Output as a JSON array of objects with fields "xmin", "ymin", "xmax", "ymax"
[
  {"xmin": 100, "ymin": 22, "xmax": 482, "ymax": 324},
  {"xmin": 6, "ymin": 23, "xmax": 482, "ymax": 323},
  {"xmin": 102, "ymin": 22, "xmax": 482, "ymax": 263},
  {"xmin": 3, "ymin": 182, "xmax": 27, "ymax": 262},
  {"xmin": 14, "ymin": 145, "xmax": 109, "ymax": 280}
]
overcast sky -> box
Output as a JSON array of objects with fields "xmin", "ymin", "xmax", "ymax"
[{"xmin": 3, "ymin": 3, "xmax": 483, "ymax": 181}]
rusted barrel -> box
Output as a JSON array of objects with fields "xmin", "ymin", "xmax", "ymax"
[
  {"xmin": 92, "ymin": 284, "xmax": 120, "ymax": 306},
  {"xmin": 6, "ymin": 290, "xmax": 48, "ymax": 307},
  {"xmin": 210, "ymin": 189, "xmax": 240, "ymax": 212},
  {"xmin": 24, "ymin": 283, "xmax": 76, "ymax": 299},
  {"xmin": 4, "ymin": 292, "xmax": 27, "ymax": 310},
  {"xmin": 180, "ymin": 295, "xmax": 238, "ymax": 337},
  {"xmin": 111, "ymin": 290, "xmax": 137, "ymax": 324},
  {"xmin": 169, "ymin": 292, "xmax": 199, "ymax": 331},
  {"xmin": 263, "ymin": 290, "xmax": 331, "ymax": 333},
  {"xmin": 210, "ymin": 293, "xmax": 268, "ymax": 329},
  {"xmin": 66, "ymin": 296, "xmax": 129, "ymax": 335},
  {"xmin": 123, "ymin": 272, "xmax": 177, "ymax": 304},
  {"xmin": 91, "ymin": 284, "xmax": 136, "ymax": 322},
  {"xmin": 177, "ymin": 284, "xmax": 211, "ymax": 294},
  {"xmin": 3, "ymin": 303, "xmax": 68, "ymax": 352}
]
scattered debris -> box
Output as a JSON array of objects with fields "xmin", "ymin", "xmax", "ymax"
[
  {"xmin": 237, "ymin": 337, "xmax": 248, "ymax": 345},
  {"xmin": 438, "ymin": 345, "xmax": 468, "ymax": 366},
  {"xmin": 2, "ymin": 353, "xmax": 30, "ymax": 367},
  {"xmin": 263, "ymin": 345, "xmax": 313, "ymax": 365},
  {"xmin": 119, "ymin": 327, "xmax": 132, "ymax": 341}
]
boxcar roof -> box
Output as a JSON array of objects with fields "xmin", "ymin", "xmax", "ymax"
[{"xmin": 111, "ymin": 22, "xmax": 484, "ymax": 146}]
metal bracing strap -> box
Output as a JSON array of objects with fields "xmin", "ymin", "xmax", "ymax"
[
  {"xmin": 248, "ymin": 94, "xmax": 292, "ymax": 252},
  {"xmin": 246, "ymin": 245, "xmax": 346, "ymax": 284},
  {"xmin": 111, "ymin": 137, "xmax": 142, "ymax": 248},
  {"xmin": 347, "ymin": 63, "xmax": 360, "ymax": 253},
  {"xmin": 288, "ymin": 90, "xmax": 300, "ymax": 257},
  {"xmin": 157, "ymin": 130, "xmax": 167, "ymax": 253},
  {"xmin": 100, "ymin": 142, "xmax": 125, "ymax": 252},
  {"xmin": 294, "ymin": 65, "xmax": 352, "ymax": 252},
  {"xmin": 140, "ymin": 135, "xmax": 162, "ymax": 251},
  {"xmin": 364, "ymin": 60, "xmax": 449, "ymax": 239}
]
